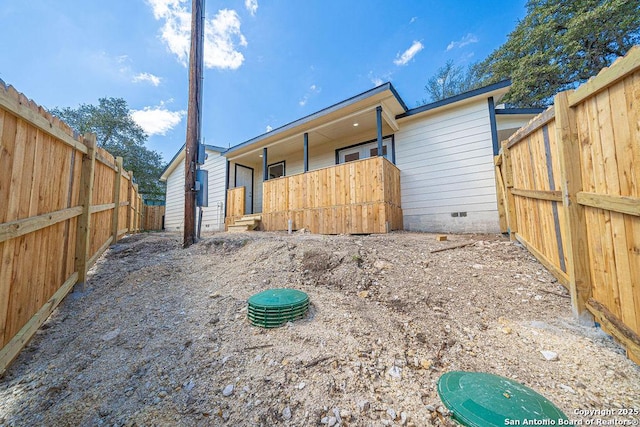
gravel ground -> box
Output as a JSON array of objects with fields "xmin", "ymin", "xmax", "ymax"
[{"xmin": 1, "ymin": 231, "xmax": 639, "ymax": 427}]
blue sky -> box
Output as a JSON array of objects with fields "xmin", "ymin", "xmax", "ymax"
[{"xmin": 0, "ymin": 0, "xmax": 527, "ymax": 162}]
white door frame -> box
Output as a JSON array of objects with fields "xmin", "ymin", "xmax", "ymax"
[{"xmin": 234, "ymin": 164, "xmax": 254, "ymax": 214}]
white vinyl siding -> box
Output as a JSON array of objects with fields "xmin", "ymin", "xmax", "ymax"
[
  {"xmin": 164, "ymin": 149, "xmax": 226, "ymax": 232},
  {"xmin": 395, "ymin": 100, "xmax": 500, "ymax": 233},
  {"xmin": 164, "ymin": 160, "xmax": 185, "ymax": 231},
  {"xmin": 199, "ymin": 153, "xmax": 227, "ymax": 231}
]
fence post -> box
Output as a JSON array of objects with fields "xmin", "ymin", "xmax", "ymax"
[
  {"xmin": 74, "ymin": 133, "xmax": 97, "ymax": 291},
  {"xmin": 133, "ymin": 184, "xmax": 140, "ymax": 232},
  {"xmin": 501, "ymin": 141, "xmax": 518, "ymax": 241},
  {"xmin": 494, "ymin": 153, "xmax": 508, "ymax": 233},
  {"xmin": 126, "ymin": 171, "xmax": 133, "ymax": 233},
  {"xmin": 139, "ymin": 195, "xmax": 145, "ymax": 231},
  {"xmin": 111, "ymin": 157, "xmax": 123, "ymax": 243},
  {"xmin": 554, "ymin": 91, "xmax": 592, "ymax": 320},
  {"xmin": 141, "ymin": 202, "xmax": 145, "ymax": 231}
]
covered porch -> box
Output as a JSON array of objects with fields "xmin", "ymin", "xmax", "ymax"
[
  {"xmin": 224, "ymin": 83, "xmax": 406, "ymax": 234},
  {"xmin": 264, "ymin": 156, "xmax": 401, "ymax": 233}
]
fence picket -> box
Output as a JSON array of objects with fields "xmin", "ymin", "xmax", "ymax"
[
  {"xmin": 0, "ymin": 87, "xmax": 149, "ymax": 374},
  {"xmin": 499, "ymin": 48, "xmax": 640, "ymax": 362}
]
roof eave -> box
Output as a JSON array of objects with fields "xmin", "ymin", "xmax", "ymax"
[
  {"xmin": 159, "ymin": 144, "xmax": 226, "ymax": 181},
  {"xmin": 494, "ymin": 108, "xmax": 546, "ymax": 115},
  {"xmin": 397, "ymin": 79, "xmax": 512, "ymax": 119},
  {"xmin": 224, "ymin": 82, "xmax": 407, "ymax": 157}
]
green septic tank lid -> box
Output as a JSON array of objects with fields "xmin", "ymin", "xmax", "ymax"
[
  {"xmin": 248, "ymin": 288, "xmax": 308, "ymax": 308},
  {"xmin": 247, "ymin": 289, "xmax": 309, "ymax": 328},
  {"xmin": 437, "ymin": 371, "xmax": 567, "ymax": 427}
]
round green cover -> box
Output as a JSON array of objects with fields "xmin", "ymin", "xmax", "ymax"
[
  {"xmin": 248, "ymin": 289, "xmax": 308, "ymax": 308},
  {"xmin": 248, "ymin": 302, "xmax": 309, "ymax": 313},
  {"xmin": 247, "ymin": 289, "xmax": 309, "ymax": 328},
  {"xmin": 438, "ymin": 371, "xmax": 567, "ymax": 427}
]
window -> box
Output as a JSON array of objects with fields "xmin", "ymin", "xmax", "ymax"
[
  {"xmin": 369, "ymin": 146, "xmax": 387, "ymax": 157},
  {"xmin": 337, "ymin": 136, "xmax": 394, "ymax": 164},
  {"xmin": 344, "ymin": 152, "xmax": 360, "ymax": 162},
  {"xmin": 267, "ymin": 161, "xmax": 285, "ymax": 179}
]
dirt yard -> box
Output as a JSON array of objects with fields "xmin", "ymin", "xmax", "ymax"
[{"xmin": 1, "ymin": 231, "xmax": 639, "ymax": 426}]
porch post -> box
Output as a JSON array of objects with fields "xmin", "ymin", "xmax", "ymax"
[
  {"xmin": 224, "ymin": 159, "xmax": 229, "ymax": 219},
  {"xmin": 376, "ymin": 106, "xmax": 383, "ymax": 156},
  {"xmin": 487, "ymin": 97, "xmax": 499, "ymax": 156},
  {"xmin": 262, "ymin": 147, "xmax": 268, "ymax": 181},
  {"xmin": 303, "ymin": 132, "xmax": 309, "ymax": 173}
]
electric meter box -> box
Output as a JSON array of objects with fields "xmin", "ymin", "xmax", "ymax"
[{"xmin": 196, "ymin": 169, "xmax": 208, "ymax": 207}]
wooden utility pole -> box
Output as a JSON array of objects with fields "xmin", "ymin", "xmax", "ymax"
[{"xmin": 183, "ymin": 0, "xmax": 205, "ymax": 248}]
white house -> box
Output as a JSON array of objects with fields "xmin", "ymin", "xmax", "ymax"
[
  {"xmin": 159, "ymin": 145, "xmax": 227, "ymax": 232},
  {"xmin": 162, "ymin": 81, "xmax": 541, "ymax": 234},
  {"xmin": 393, "ymin": 85, "xmax": 541, "ymax": 232}
]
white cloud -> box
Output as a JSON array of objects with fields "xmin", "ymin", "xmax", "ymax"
[
  {"xmin": 446, "ymin": 33, "xmax": 478, "ymax": 51},
  {"xmin": 409, "ymin": 16, "xmax": 417, "ymax": 24},
  {"xmin": 205, "ymin": 9, "xmax": 247, "ymax": 69},
  {"xmin": 131, "ymin": 105, "xmax": 186, "ymax": 136},
  {"xmin": 245, "ymin": 0, "xmax": 258, "ymax": 16},
  {"xmin": 298, "ymin": 84, "xmax": 321, "ymax": 107},
  {"xmin": 147, "ymin": 0, "xmax": 247, "ymax": 70},
  {"xmin": 368, "ymin": 70, "xmax": 393, "ymax": 87},
  {"xmin": 393, "ymin": 41, "xmax": 424, "ymax": 66},
  {"xmin": 133, "ymin": 72, "xmax": 162, "ymax": 86},
  {"xmin": 89, "ymin": 52, "xmax": 158, "ymax": 86},
  {"xmin": 265, "ymin": 125, "xmax": 272, "ymax": 132}
]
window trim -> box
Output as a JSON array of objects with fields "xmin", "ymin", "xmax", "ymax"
[
  {"xmin": 267, "ymin": 160, "xmax": 286, "ymax": 180},
  {"xmin": 334, "ymin": 134, "xmax": 395, "ymax": 164}
]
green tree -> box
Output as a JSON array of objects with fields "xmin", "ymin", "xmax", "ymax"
[
  {"xmin": 476, "ymin": 0, "xmax": 640, "ymax": 107},
  {"xmin": 51, "ymin": 98, "xmax": 166, "ymax": 199},
  {"xmin": 420, "ymin": 60, "xmax": 480, "ymax": 104}
]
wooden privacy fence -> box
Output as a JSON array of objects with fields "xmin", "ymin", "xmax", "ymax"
[
  {"xmin": 225, "ymin": 186, "xmax": 246, "ymax": 228},
  {"xmin": 0, "ymin": 82, "xmax": 144, "ymax": 374},
  {"xmin": 495, "ymin": 46, "xmax": 640, "ymax": 362},
  {"xmin": 261, "ymin": 156, "xmax": 403, "ymax": 234},
  {"xmin": 143, "ymin": 205, "xmax": 165, "ymax": 231}
]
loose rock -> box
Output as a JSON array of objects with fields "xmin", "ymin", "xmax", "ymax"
[
  {"xmin": 222, "ymin": 384, "xmax": 234, "ymax": 397},
  {"xmin": 101, "ymin": 329, "xmax": 121, "ymax": 342},
  {"xmin": 0, "ymin": 232, "xmax": 637, "ymax": 427}
]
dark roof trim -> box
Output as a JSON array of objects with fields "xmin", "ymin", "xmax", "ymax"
[
  {"xmin": 159, "ymin": 144, "xmax": 227, "ymax": 179},
  {"xmin": 495, "ymin": 108, "xmax": 545, "ymax": 115},
  {"xmin": 225, "ymin": 82, "xmax": 407, "ymax": 155},
  {"xmin": 397, "ymin": 79, "xmax": 512, "ymax": 119},
  {"xmin": 205, "ymin": 144, "xmax": 227, "ymax": 152},
  {"xmin": 387, "ymin": 83, "xmax": 409, "ymax": 112}
]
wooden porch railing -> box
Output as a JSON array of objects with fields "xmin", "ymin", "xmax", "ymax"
[{"xmin": 262, "ymin": 156, "xmax": 402, "ymax": 234}]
